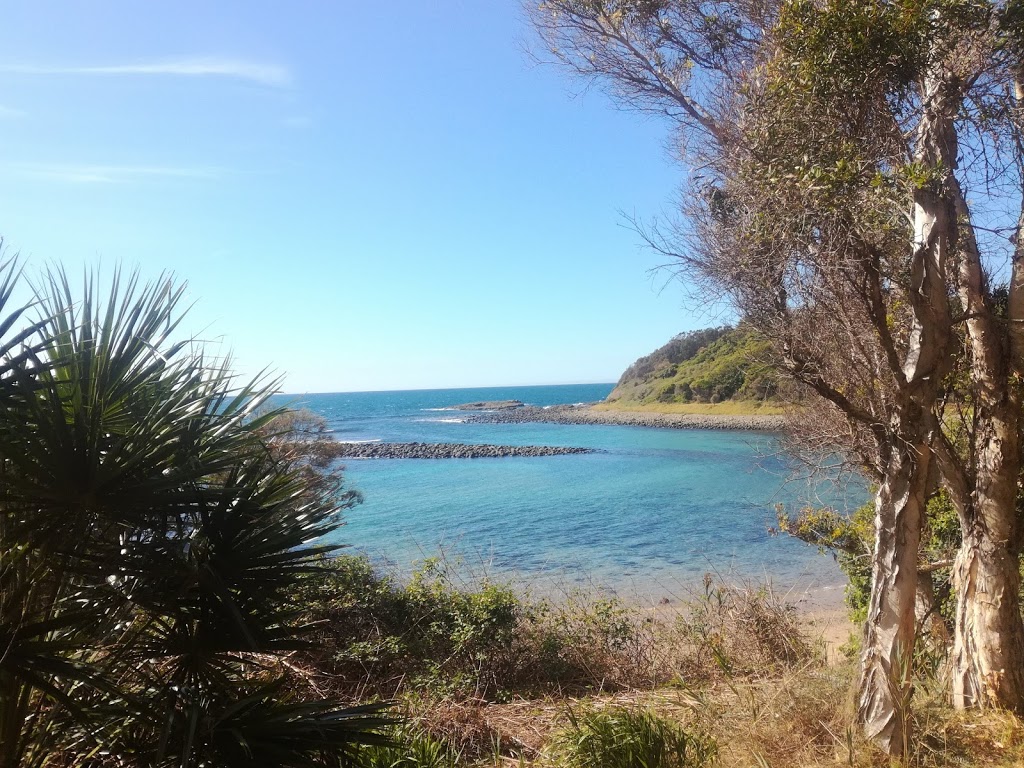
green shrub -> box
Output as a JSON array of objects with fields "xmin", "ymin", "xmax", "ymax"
[
  {"xmin": 551, "ymin": 707, "xmax": 716, "ymax": 768},
  {"xmin": 775, "ymin": 502, "xmax": 873, "ymax": 624},
  {"xmin": 295, "ymin": 555, "xmax": 534, "ymax": 700},
  {"xmin": 357, "ymin": 727, "xmax": 457, "ymax": 768},
  {"xmin": 776, "ymin": 490, "xmax": 965, "ymax": 630},
  {"xmin": 404, "ymin": 558, "xmax": 521, "ymax": 656}
]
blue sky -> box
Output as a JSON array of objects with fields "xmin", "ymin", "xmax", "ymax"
[{"xmin": 0, "ymin": 1, "xmax": 715, "ymax": 393}]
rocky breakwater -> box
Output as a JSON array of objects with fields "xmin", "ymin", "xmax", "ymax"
[
  {"xmin": 469, "ymin": 404, "xmax": 786, "ymax": 432},
  {"xmin": 333, "ymin": 441, "xmax": 595, "ymax": 459}
]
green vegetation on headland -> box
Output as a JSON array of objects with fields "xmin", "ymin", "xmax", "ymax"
[{"xmin": 605, "ymin": 326, "xmax": 779, "ymax": 412}]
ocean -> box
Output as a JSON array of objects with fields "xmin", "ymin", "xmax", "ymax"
[{"xmin": 279, "ymin": 384, "xmax": 863, "ymax": 605}]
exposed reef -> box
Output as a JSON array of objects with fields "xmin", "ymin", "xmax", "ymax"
[
  {"xmin": 333, "ymin": 441, "xmax": 595, "ymax": 459},
  {"xmin": 449, "ymin": 400, "xmax": 525, "ymax": 411}
]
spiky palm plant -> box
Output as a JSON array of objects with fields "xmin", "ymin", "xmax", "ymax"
[{"xmin": 0, "ymin": 268, "xmax": 392, "ymax": 767}]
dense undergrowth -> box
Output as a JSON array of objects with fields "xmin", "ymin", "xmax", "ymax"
[
  {"xmin": 279, "ymin": 556, "xmax": 1024, "ymax": 767},
  {"xmin": 288, "ymin": 558, "xmax": 813, "ymax": 706}
]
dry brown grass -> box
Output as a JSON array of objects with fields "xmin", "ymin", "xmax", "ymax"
[
  {"xmin": 387, "ymin": 580, "xmax": 826, "ymax": 764},
  {"xmin": 293, "ymin": 561, "xmax": 1024, "ymax": 767},
  {"xmin": 400, "ymin": 663, "xmax": 1024, "ymax": 767},
  {"xmin": 593, "ymin": 400, "xmax": 788, "ymax": 416},
  {"xmin": 402, "ymin": 610, "xmax": 1024, "ymax": 767},
  {"xmin": 695, "ymin": 668, "xmax": 1024, "ymax": 768}
]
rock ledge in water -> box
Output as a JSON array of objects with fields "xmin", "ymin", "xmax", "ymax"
[
  {"xmin": 333, "ymin": 442, "xmax": 593, "ymax": 459},
  {"xmin": 449, "ymin": 400, "xmax": 525, "ymax": 411}
]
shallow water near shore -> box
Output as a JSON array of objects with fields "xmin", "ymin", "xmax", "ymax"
[{"xmin": 279, "ymin": 384, "xmax": 864, "ymax": 604}]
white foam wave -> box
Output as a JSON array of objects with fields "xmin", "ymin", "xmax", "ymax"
[
  {"xmin": 414, "ymin": 417, "xmax": 466, "ymax": 424},
  {"xmin": 335, "ymin": 438, "xmax": 382, "ymax": 444},
  {"xmin": 421, "ymin": 407, "xmax": 457, "ymax": 412}
]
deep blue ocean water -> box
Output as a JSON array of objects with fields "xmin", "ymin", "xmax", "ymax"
[{"xmin": 278, "ymin": 384, "xmax": 863, "ymax": 603}]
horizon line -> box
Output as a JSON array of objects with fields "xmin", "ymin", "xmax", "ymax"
[{"xmin": 277, "ymin": 381, "xmax": 617, "ymax": 397}]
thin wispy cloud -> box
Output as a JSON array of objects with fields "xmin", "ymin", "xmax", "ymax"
[
  {"xmin": 0, "ymin": 105, "xmax": 26, "ymax": 119},
  {"xmin": 14, "ymin": 163, "xmax": 223, "ymax": 184},
  {"xmin": 1, "ymin": 56, "xmax": 289, "ymax": 87}
]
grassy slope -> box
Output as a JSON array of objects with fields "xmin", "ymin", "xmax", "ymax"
[
  {"xmin": 593, "ymin": 400, "xmax": 787, "ymax": 416},
  {"xmin": 605, "ymin": 326, "xmax": 780, "ymax": 414}
]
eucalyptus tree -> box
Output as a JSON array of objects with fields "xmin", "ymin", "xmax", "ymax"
[
  {"xmin": 529, "ymin": 0, "xmax": 1024, "ymax": 752},
  {"xmin": 0, "ymin": 267, "xmax": 390, "ymax": 767}
]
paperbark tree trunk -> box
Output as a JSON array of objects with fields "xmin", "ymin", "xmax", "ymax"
[
  {"xmin": 951, "ymin": 509, "xmax": 1024, "ymax": 710},
  {"xmin": 943, "ymin": 145, "xmax": 1024, "ymax": 710},
  {"xmin": 857, "ymin": 426, "xmax": 931, "ymax": 752},
  {"xmin": 857, "ymin": 69, "xmax": 956, "ymax": 753},
  {"xmin": 933, "ymin": 400, "xmax": 1024, "ymax": 711},
  {"xmin": 947, "ymin": 314, "xmax": 1024, "ymax": 710}
]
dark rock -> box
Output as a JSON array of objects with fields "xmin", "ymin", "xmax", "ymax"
[
  {"xmin": 449, "ymin": 400, "xmax": 525, "ymax": 411},
  {"xmin": 332, "ymin": 441, "xmax": 595, "ymax": 459}
]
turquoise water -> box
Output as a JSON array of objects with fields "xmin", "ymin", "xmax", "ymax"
[{"xmin": 281, "ymin": 384, "xmax": 863, "ymax": 601}]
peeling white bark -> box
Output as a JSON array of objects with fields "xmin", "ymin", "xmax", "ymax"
[
  {"xmin": 952, "ymin": 519, "xmax": 1024, "ymax": 710},
  {"xmin": 857, "ymin": 71, "xmax": 956, "ymax": 752},
  {"xmin": 944, "ymin": 138, "xmax": 1024, "ymax": 711},
  {"xmin": 858, "ymin": 437, "xmax": 930, "ymax": 752}
]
